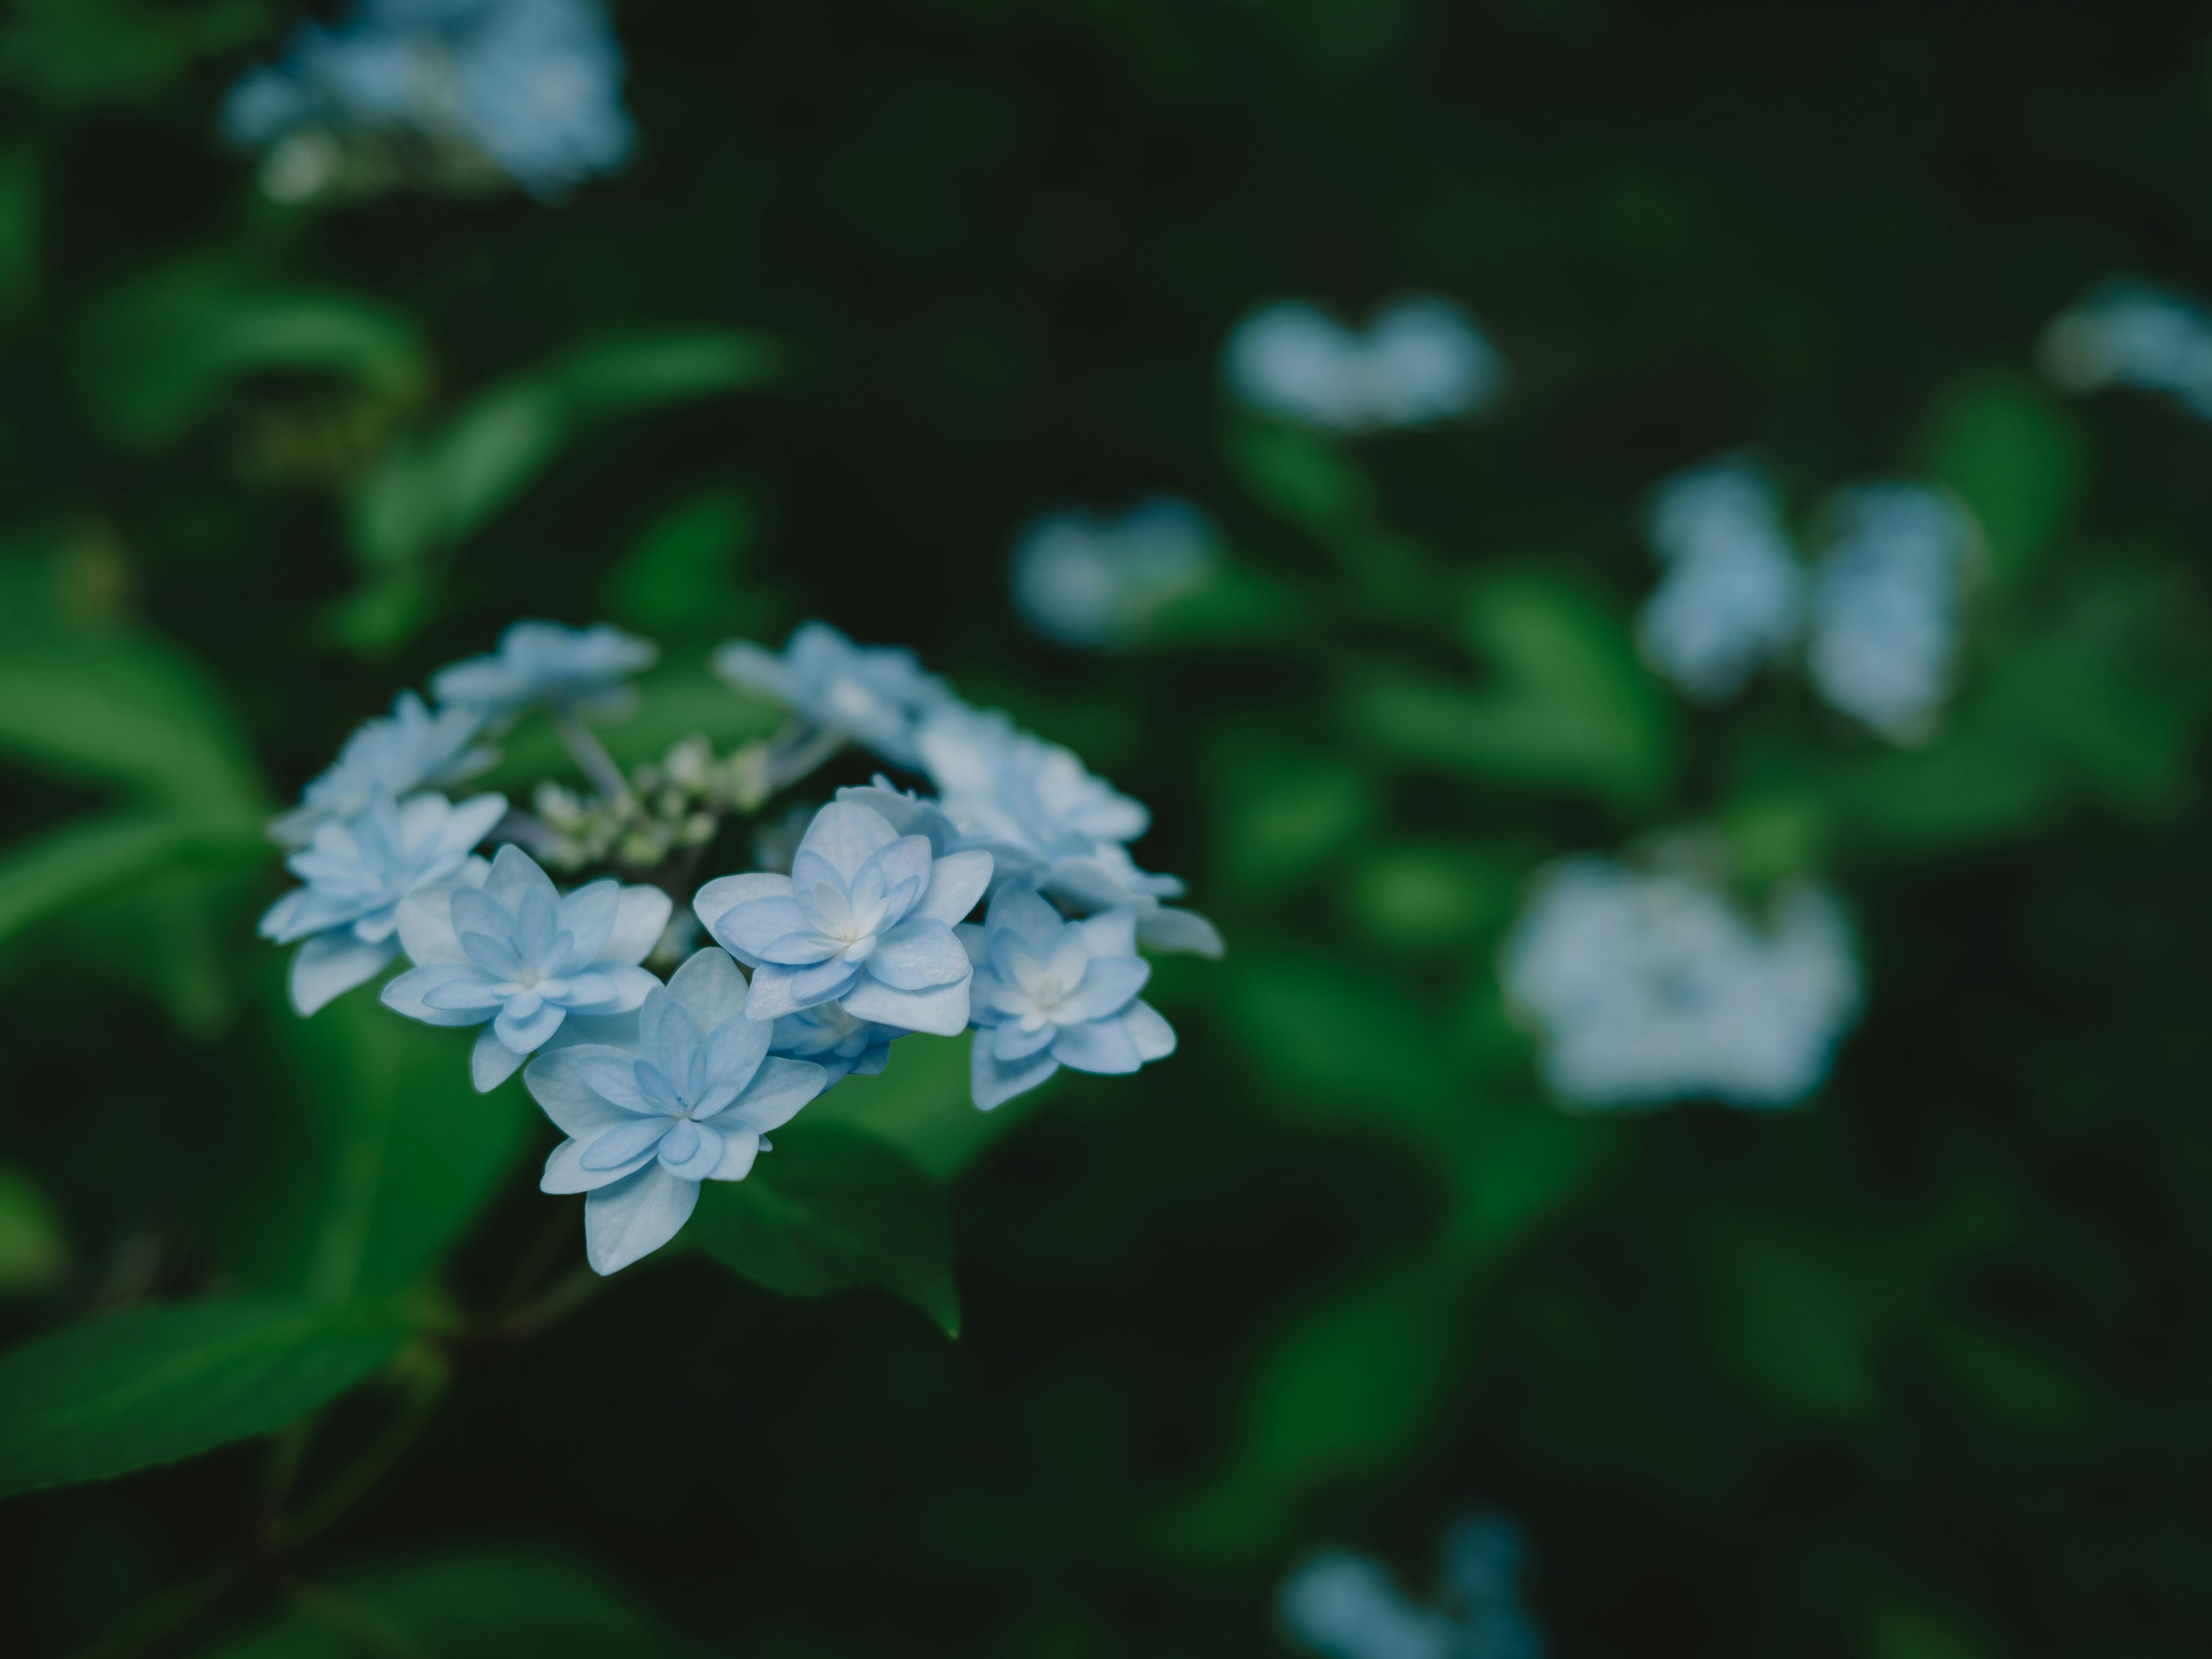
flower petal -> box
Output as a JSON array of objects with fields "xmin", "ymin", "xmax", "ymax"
[
  {"xmin": 584, "ymin": 1164, "xmax": 700, "ymax": 1274},
  {"xmin": 865, "ymin": 918, "xmax": 973, "ymax": 991},
  {"xmin": 582, "ymin": 1115, "xmax": 677, "ymax": 1171},
  {"xmin": 655, "ymin": 1119, "xmax": 724, "ymax": 1179},
  {"xmin": 525, "ymin": 1048, "xmax": 644, "ymax": 1138},
  {"xmin": 1076, "ymin": 907, "xmax": 1139, "ymax": 961},
  {"xmin": 713, "ymin": 1056, "xmax": 828, "ymax": 1134},
  {"xmin": 565, "ymin": 1046, "xmax": 663, "ymax": 1115},
  {"xmin": 571, "ymin": 961, "xmax": 661, "ymax": 1015},
  {"xmin": 1119, "ymin": 998, "xmax": 1177, "ymax": 1062},
  {"xmin": 708, "ymin": 895, "xmax": 825, "ymax": 966},
  {"xmin": 746, "ymin": 959, "xmax": 858, "ymax": 1021},
  {"xmin": 992, "ymin": 1019, "xmax": 1056, "ymax": 1061},
  {"xmin": 664, "ymin": 946, "xmax": 749, "ymax": 1031},
  {"xmin": 541, "ymin": 1134, "xmax": 658, "ymax": 1194},
  {"xmin": 290, "ymin": 933, "xmax": 398, "ymax": 1016},
  {"xmin": 694, "ymin": 1011, "xmax": 772, "ymax": 1115},
  {"xmin": 840, "ymin": 974, "xmax": 971, "ymax": 1036},
  {"xmin": 1058, "ymin": 955, "xmax": 1150, "ymax": 1024},
  {"xmin": 602, "ymin": 882, "xmax": 674, "ymax": 966},
  {"xmin": 793, "ymin": 800, "xmax": 897, "ymax": 885},
  {"xmin": 555, "ymin": 879, "xmax": 622, "ymax": 969},
  {"xmin": 913, "ymin": 848, "xmax": 994, "ymax": 926},
  {"xmin": 471, "ymin": 1024, "xmax": 530, "ymax": 1091},
  {"xmin": 382, "ymin": 963, "xmax": 496, "ymax": 1028},
  {"xmin": 705, "ymin": 1130, "xmax": 762, "ymax": 1181},
  {"xmin": 971, "ymin": 1030, "xmax": 1059, "ymax": 1110},
  {"xmin": 692, "ymin": 872, "xmax": 794, "ymax": 952},
  {"xmin": 1137, "ymin": 906, "xmax": 1226, "ymax": 957},
  {"xmin": 484, "ymin": 841, "xmax": 559, "ymax": 911},
  {"xmin": 494, "ymin": 997, "xmax": 568, "ymax": 1056},
  {"xmin": 1049, "ymin": 1016, "xmax": 1143, "ymax": 1074},
  {"xmin": 983, "ymin": 885, "xmax": 1065, "ymax": 950},
  {"xmin": 395, "ymin": 884, "xmax": 469, "ymax": 965}
]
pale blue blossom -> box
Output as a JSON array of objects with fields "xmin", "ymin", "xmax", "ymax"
[
  {"xmin": 1225, "ymin": 296, "xmax": 1507, "ymax": 433},
  {"xmin": 1805, "ymin": 484, "xmax": 1974, "ymax": 743},
  {"xmin": 260, "ymin": 787, "xmax": 507, "ymax": 1016},
  {"xmin": 222, "ymin": 0, "xmax": 634, "ymax": 202},
  {"xmin": 271, "ymin": 691, "xmax": 498, "ymax": 847},
  {"xmin": 918, "ymin": 705, "xmax": 1223, "ymax": 956},
  {"xmin": 1501, "ymin": 856, "xmax": 1859, "ymax": 1110},
  {"xmin": 1637, "ymin": 459, "xmax": 1805, "ymax": 701},
  {"xmin": 961, "ymin": 889, "xmax": 1175, "ymax": 1110},
  {"xmin": 431, "ymin": 620, "xmax": 657, "ymax": 726},
  {"xmin": 769, "ymin": 1001, "xmax": 903, "ymax": 1086},
  {"xmin": 1010, "ymin": 496, "xmax": 1218, "ymax": 648},
  {"xmin": 692, "ymin": 798, "xmax": 993, "ymax": 1037},
  {"xmin": 382, "ymin": 842, "xmax": 671, "ymax": 1090},
  {"xmin": 712, "ymin": 622, "xmax": 953, "ymax": 770},
  {"xmin": 525, "ymin": 948, "xmax": 828, "ymax": 1274},
  {"xmin": 2039, "ymin": 278, "xmax": 2212, "ymax": 419},
  {"xmin": 1280, "ymin": 1512, "xmax": 1543, "ymax": 1659}
]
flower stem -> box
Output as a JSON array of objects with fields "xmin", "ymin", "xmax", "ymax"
[{"xmin": 549, "ymin": 705, "xmax": 631, "ymax": 802}]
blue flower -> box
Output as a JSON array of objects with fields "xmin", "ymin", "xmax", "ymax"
[
  {"xmin": 712, "ymin": 622, "xmax": 952, "ymax": 769},
  {"xmin": 259, "ymin": 787, "xmax": 508, "ymax": 1016},
  {"xmin": 1280, "ymin": 1512, "xmax": 1545, "ymax": 1659},
  {"xmin": 381, "ymin": 842, "xmax": 671, "ymax": 1090},
  {"xmin": 526, "ymin": 948, "xmax": 829, "ymax": 1274},
  {"xmin": 1225, "ymin": 296, "xmax": 1508, "ymax": 433},
  {"xmin": 2040, "ymin": 278, "xmax": 2212, "ymax": 419},
  {"xmin": 431, "ymin": 620, "xmax": 656, "ymax": 726},
  {"xmin": 222, "ymin": 0, "xmax": 634, "ymax": 202},
  {"xmin": 1637, "ymin": 459, "xmax": 1805, "ymax": 702},
  {"xmin": 961, "ymin": 890, "xmax": 1175, "ymax": 1110},
  {"xmin": 1499, "ymin": 855, "xmax": 1859, "ymax": 1111},
  {"xmin": 692, "ymin": 800, "xmax": 993, "ymax": 1036},
  {"xmin": 1804, "ymin": 484, "xmax": 1974, "ymax": 743},
  {"xmin": 1010, "ymin": 496, "xmax": 1218, "ymax": 649},
  {"xmin": 917, "ymin": 705, "xmax": 1223, "ymax": 956},
  {"xmin": 769, "ymin": 1001, "xmax": 903, "ymax": 1086},
  {"xmin": 271, "ymin": 691, "xmax": 498, "ymax": 847}
]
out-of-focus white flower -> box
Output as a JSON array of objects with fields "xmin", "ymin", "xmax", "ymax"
[
  {"xmin": 1010, "ymin": 496, "xmax": 1217, "ymax": 649},
  {"xmin": 1224, "ymin": 296, "xmax": 1508, "ymax": 433},
  {"xmin": 1501, "ymin": 856, "xmax": 1860, "ymax": 1111},
  {"xmin": 1280, "ymin": 1511, "xmax": 1544, "ymax": 1659},
  {"xmin": 1637, "ymin": 459, "xmax": 1805, "ymax": 700},
  {"xmin": 1804, "ymin": 484, "xmax": 1974, "ymax": 743},
  {"xmin": 2039, "ymin": 279, "xmax": 2212, "ymax": 419}
]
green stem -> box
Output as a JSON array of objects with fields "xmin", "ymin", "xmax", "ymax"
[
  {"xmin": 491, "ymin": 1262, "xmax": 605, "ymax": 1343},
  {"xmin": 272, "ymin": 1349, "xmax": 451, "ymax": 1554},
  {"xmin": 549, "ymin": 705, "xmax": 631, "ymax": 802}
]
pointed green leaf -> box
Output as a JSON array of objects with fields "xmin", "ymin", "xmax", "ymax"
[{"xmin": 0, "ymin": 808, "xmax": 266, "ymax": 945}]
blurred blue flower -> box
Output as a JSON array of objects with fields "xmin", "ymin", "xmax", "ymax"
[
  {"xmin": 1805, "ymin": 484, "xmax": 1974, "ymax": 743},
  {"xmin": 382, "ymin": 842, "xmax": 671, "ymax": 1090},
  {"xmin": 713, "ymin": 621, "xmax": 952, "ymax": 770},
  {"xmin": 1500, "ymin": 855, "xmax": 1859, "ymax": 1110},
  {"xmin": 1279, "ymin": 1510, "xmax": 1544, "ymax": 1659},
  {"xmin": 1225, "ymin": 296, "xmax": 1507, "ymax": 433},
  {"xmin": 1637, "ymin": 458, "xmax": 1805, "ymax": 701},
  {"xmin": 962, "ymin": 889, "xmax": 1176, "ymax": 1110},
  {"xmin": 770, "ymin": 1001, "xmax": 903, "ymax": 1087},
  {"xmin": 260, "ymin": 787, "xmax": 508, "ymax": 1016},
  {"xmin": 222, "ymin": 0, "xmax": 634, "ymax": 202},
  {"xmin": 431, "ymin": 620, "xmax": 657, "ymax": 726},
  {"xmin": 692, "ymin": 798, "xmax": 993, "ymax": 1036},
  {"xmin": 526, "ymin": 948, "xmax": 828, "ymax": 1274},
  {"xmin": 1010, "ymin": 496, "xmax": 1218, "ymax": 649},
  {"xmin": 2040, "ymin": 278, "xmax": 2212, "ymax": 419},
  {"xmin": 918, "ymin": 705, "xmax": 1224, "ymax": 956},
  {"xmin": 272, "ymin": 691, "xmax": 498, "ymax": 847}
]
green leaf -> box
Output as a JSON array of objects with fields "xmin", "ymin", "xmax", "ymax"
[
  {"xmin": 1212, "ymin": 741, "xmax": 1375, "ymax": 898},
  {"xmin": 1358, "ymin": 574, "xmax": 1674, "ymax": 808},
  {"xmin": 199, "ymin": 1548, "xmax": 691, "ymax": 1659},
  {"xmin": 802, "ymin": 1029, "xmax": 1036, "ymax": 1179},
  {"xmin": 1344, "ymin": 842, "xmax": 1525, "ymax": 950},
  {"xmin": 604, "ymin": 486, "xmax": 775, "ymax": 638},
  {"xmin": 219, "ymin": 985, "xmax": 535, "ymax": 1304},
  {"xmin": 0, "ymin": 638, "xmax": 266, "ymax": 806},
  {"xmin": 1228, "ymin": 422, "xmax": 1372, "ymax": 533},
  {"xmin": 685, "ymin": 1120, "xmax": 960, "ymax": 1335},
  {"xmin": 1221, "ymin": 952, "xmax": 1454, "ymax": 1130},
  {"xmin": 73, "ymin": 258, "xmax": 426, "ymax": 447},
  {"xmin": 0, "ymin": 808, "xmax": 267, "ymax": 946},
  {"xmin": 0, "ymin": 1297, "xmax": 408, "ymax": 1498},
  {"xmin": 1923, "ymin": 372, "xmax": 2085, "ymax": 586},
  {"xmin": 0, "ymin": 1162, "xmax": 66, "ymax": 1292}
]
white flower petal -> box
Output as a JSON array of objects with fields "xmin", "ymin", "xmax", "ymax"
[{"xmin": 584, "ymin": 1164, "xmax": 701, "ymax": 1274}]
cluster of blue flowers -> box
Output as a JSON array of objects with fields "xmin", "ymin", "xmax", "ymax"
[
  {"xmin": 2040, "ymin": 278, "xmax": 2212, "ymax": 419},
  {"xmin": 1010, "ymin": 496, "xmax": 1219, "ymax": 649},
  {"xmin": 1224, "ymin": 295, "xmax": 1508, "ymax": 432},
  {"xmin": 1279, "ymin": 1512, "xmax": 1544, "ymax": 1659},
  {"xmin": 1637, "ymin": 456, "xmax": 1977, "ymax": 742},
  {"xmin": 261, "ymin": 619, "xmax": 1214, "ymax": 1272},
  {"xmin": 223, "ymin": 0, "xmax": 634, "ymax": 202}
]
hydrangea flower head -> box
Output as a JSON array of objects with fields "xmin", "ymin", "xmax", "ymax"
[
  {"xmin": 2039, "ymin": 278, "xmax": 2212, "ymax": 419},
  {"xmin": 431, "ymin": 620, "xmax": 657, "ymax": 726},
  {"xmin": 692, "ymin": 799, "xmax": 993, "ymax": 1036},
  {"xmin": 918, "ymin": 706, "xmax": 1223, "ymax": 956},
  {"xmin": 260, "ymin": 787, "xmax": 508, "ymax": 1016},
  {"xmin": 1804, "ymin": 484, "xmax": 1974, "ymax": 743},
  {"xmin": 963, "ymin": 890, "xmax": 1175, "ymax": 1110},
  {"xmin": 1279, "ymin": 1552, "xmax": 1456, "ymax": 1659},
  {"xmin": 1637, "ymin": 459, "xmax": 1805, "ymax": 701},
  {"xmin": 382, "ymin": 842, "xmax": 671, "ymax": 1089},
  {"xmin": 222, "ymin": 0, "xmax": 634, "ymax": 202},
  {"xmin": 272, "ymin": 691, "xmax": 498, "ymax": 846},
  {"xmin": 1225, "ymin": 296, "xmax": 1507, "ymax": 433},
  {"xmin": 1501, "ymin": 855, "xmax": 1859, "ymax": 1110},
  {"xmin": 527, "ymin": 947, "xmax": 828, "ymax": 1274},
  {"xmin": 1010, "ymin": 496, "xmax": 1218, "ymax": 649},
  {"xmin": 770, "ymin": 1001, "xmax": 903, "ymax": 1086},
  {"xmin": 712, "ymin": 622, "xmax": 951, "ymax": 768}
]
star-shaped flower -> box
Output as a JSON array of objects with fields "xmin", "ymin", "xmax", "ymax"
[
  {"xmin": 527, "ymin": 948, "xmax": 829, "ymax": 1274},
  {"xmin": 272, "ymin": 692, "xmax": 498, "ymax": 847},
  {"xmin": 713, "ymin": 621, "xmax": 951, "ymax": 768},
  {"xmin": 382, "ymin": 842, "xmax": 671, "ymax": 1090},
  {"xmin": 431, "ymin": 620, "xmax": 657, "ymax": 726}
]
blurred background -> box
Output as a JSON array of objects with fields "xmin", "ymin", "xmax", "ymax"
[{"xmin": 4, "ymin": 1, "xmax": 2212, "ymax": 1655}]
